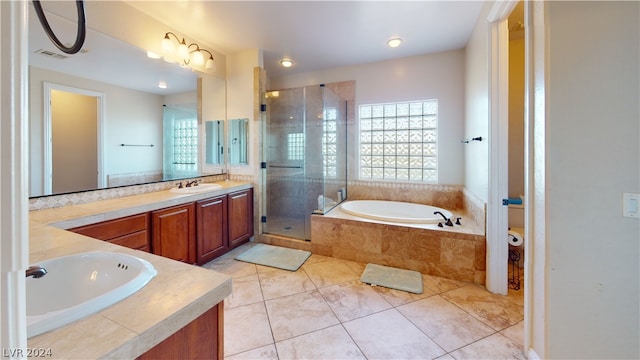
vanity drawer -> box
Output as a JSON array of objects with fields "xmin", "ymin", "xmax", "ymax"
[
  {"xmin": 107, "ymin": 230, "xmax": 150, "ymax": 252},
  {"xmin": 70, "ymin": 213, "xmax": 150, "ymax": 251}
]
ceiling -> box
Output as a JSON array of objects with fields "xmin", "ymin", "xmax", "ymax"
[
  {"xmin": 29, "ymin": 1, "xmax": 486, "ymax": 92},
  {"xmin": 125, "ymin": 1, "xmax": 486, "ymax": 78}
]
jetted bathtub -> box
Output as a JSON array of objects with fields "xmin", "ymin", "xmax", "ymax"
[{"xmin": 340, "ymin": 200, "xmax": 453, "ymax": 224}]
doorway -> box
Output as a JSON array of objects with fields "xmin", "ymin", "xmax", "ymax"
[{"xmin": 43, "ymin": 82, "xmax": 105, "ymax": 194}]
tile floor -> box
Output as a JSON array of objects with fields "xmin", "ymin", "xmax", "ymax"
[{"xmin": 203, "ymin": 242, "xmax": 525, "ymax": 360}]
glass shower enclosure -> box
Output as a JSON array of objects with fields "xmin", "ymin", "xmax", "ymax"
[{"xmin": 263, "ymin": 85, "xmax": 347, "ymax": 240}]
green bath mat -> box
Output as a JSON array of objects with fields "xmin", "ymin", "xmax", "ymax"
[
  {"xmin": 235, "ymin": 244, "xmax": 311, "ymax": 271},
  {"xmin": 360, "ymin": 263, "xmax": 423, "ymax": 294}
]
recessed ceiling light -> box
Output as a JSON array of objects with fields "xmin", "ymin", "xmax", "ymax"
[
  {"xmin": 387, "ymin": 37, "xmax": 403, "ymax": 48},
  {"xmin": 158, "ymin": 81, "xmax": 167, "ymax": 89},
  {"xmin": 147, "ymin": 51, "xmax": 161, "ymax": 59},
  {"xmin": 280, "ymin": 59, "xmax": 294, "ymax": 68}
]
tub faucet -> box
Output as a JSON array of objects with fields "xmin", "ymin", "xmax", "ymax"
[
  {"xmin": 434, "ymin": 211, "xmax": 453, "ymax": 226},
  {"xmin": 26, "ymin": 266, "xmax": 47, "ymax": 279}
]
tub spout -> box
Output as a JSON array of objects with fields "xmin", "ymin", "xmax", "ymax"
[
  {"xmin": 433, "ymin": 211, "xmax": 447, "ymax": 221},
  {"xmin": 434, "ymin": 211, "xmax": 453, "ymax": 226}
]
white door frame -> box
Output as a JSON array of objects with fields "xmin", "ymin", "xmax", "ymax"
[
  {"xmin": 43, "ymin": 82, "xmax": 106, "ymax": 194},
  {"xmin": 486, "ymin": 0, "xmax": 518, "ymax": 295},
  {"xmin": 0, "ymin": 0, "xmax": 29, "ymax": 351},
  {"xmin": 523, "ymin": 1, "xmax": 547, "ymax": 358}
]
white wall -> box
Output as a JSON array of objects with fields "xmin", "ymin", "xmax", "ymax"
[
  {"xmin": 200, "ymin": 75, "xmax": 227, "ymax": 174},
  {"xmin": 29, "ymin": 66, "xmax": 164, "ymax": 196},
  {"xmin": 543, "ymin": 1, "xmax": 639, "ymax": 358},
  {"xmin": 226, "ymin": 49, "xmax": 263, "ymax": 177},
  {"xmin": 270, "ymin": 50, "xmax": 466, "ymax": 185},
  {"xmin": 463, "ymin": 1, "xmax": 492, "ymax": 202}
]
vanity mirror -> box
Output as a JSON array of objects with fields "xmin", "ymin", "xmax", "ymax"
[
  {"xmin": 205, "ymin": 120, "xmax": 225, "ymax": 166},
  {"xmin": 28, "ymin": 3, "xmax": 226, "ymax": 197},
  {"xmin": 228, "ymin": 118, "xmax": 249, "ymax": 165}
]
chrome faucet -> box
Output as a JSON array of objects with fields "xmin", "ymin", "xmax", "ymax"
[{"xmin": 26, "ymin": 266, "xmax": 47, "ymax": 279}]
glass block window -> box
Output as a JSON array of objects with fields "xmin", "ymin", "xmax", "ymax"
[
  {"xmin": 288, "ymin": 133, "xmax": 304, "ymax": 160},
  {"xmin": 323, "ymin": 107, "xmax": 337, "ymax": 178},
  {"xmin": 173, "ymin": 118, "xmax": 198, "ymax": 172},
  {"xmin": 359, "ymin": 100, "xmax": 438, "ymax": 182}
]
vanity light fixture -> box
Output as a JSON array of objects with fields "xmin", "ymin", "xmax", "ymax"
[
  {"xmin": 387, "ymin": 37, "xmax": 403, "ymax": 48},
  {"xmin": 280, "ymin": 59, "xmax": 294, "ymax": 68},
  {"xmin": 161, "ymin": 32, "xmax": 215, "ymax": 71}
]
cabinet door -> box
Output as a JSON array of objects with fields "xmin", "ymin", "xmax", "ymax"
[
  {"xmin": 196, "ymin": 195, "xmax": 227, "ymax": 265},
  {"xmin": 137, "ymin": 303, "xmax": 222, "ymax": 360},
  {"xmin": 228, "ymin": 189, "xmax": 254, "ymax": 249},
  {"xmin": 152, "ymin": 203, "xmax": 196, "ymax": 264}
]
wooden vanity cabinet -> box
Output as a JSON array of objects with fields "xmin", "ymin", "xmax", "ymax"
[
  {"xmin": 69, "ymin": 213, "xmax": 151, "ymax": 252},
  {"xmin": 227, "ymin": 189, "xmax": 254, "ymax": 250},
  {"xmin": 151, "ymin": 203, "xmax": 196, "ymax": 264},
  {"xmin": 196, "ymin": 195, "xmax": 228, "ymax": 265},
  {"xmin": 137, "ymin": 302, "xmax": 223, "ymax": 360},
  {"xmin": 69, "ymin": 188, "xmax": 253, "ymax": 265}
]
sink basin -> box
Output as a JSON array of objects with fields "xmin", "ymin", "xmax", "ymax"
[
  {"xmin": 26, "ymin": 251, "xmax": 157, "ymax": 338},
  {"xmin": 169, "ymin": 183, "xmax": 222, "ymax": 194}
]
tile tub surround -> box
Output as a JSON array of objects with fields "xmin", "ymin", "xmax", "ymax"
[
  {"xmin": 311, "ymin": 206, "xmax": 486, "ymax": 284},
  {"xmin": 25, "ymin": 181, "xmax": 253, "ymax": 358}
]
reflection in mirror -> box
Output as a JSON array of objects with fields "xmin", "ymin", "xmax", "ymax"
[
  {"xmin": 163, "ymin": 103, "xmax": 199, "ymax": 180},
  {"xmin": 229, "ymin": 118, "xmax": 249, "ymax": 165},
  {"xmin": 28, "ymin": 4, "xmax": 225, "ymax": 197},
  {"xmin": 205, "ymin": 121, "xmax": 224, "ymax": 165}
]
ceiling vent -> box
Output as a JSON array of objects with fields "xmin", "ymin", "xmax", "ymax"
[{"xmin": 34, "ymin": 49, "xmax": 69, "ymax": 60}]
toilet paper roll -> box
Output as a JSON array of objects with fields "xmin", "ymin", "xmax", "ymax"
[{"xmin": 508, "ymin": 230, "xmax": 524, "ymax": 247}]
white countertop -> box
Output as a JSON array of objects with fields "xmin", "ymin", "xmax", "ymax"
[{"xmin": 27, "ymin": 180, "xmax": 251, "ymax": 359}]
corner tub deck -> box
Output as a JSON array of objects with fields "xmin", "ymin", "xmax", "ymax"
[{"xmin": 311, "ymin": 206, "xmax": 486, "ymax": 284}]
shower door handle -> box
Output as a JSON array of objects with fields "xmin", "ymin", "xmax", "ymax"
[{"xmin": 268, "ymin": 165, "xmax": 302, "ymax": 169}]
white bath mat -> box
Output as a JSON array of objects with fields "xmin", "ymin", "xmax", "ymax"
[
  {"xmin": 235, "ymin": 244, "xmax": 311, "ymax": 271},
  {"xmin": 360, "ymin": 263, "xmax": 423, "ymax": 294}
]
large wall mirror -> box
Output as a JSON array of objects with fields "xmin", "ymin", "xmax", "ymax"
[{"xmin": 28, "ymin": 3, "xmax": 226, "ymax": 197}]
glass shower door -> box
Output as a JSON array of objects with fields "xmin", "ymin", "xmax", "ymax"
[
  {"xmin": 263, "ymin": 87, "xmax": 308, "ymax": 239},
  {"xmin": 263, "ymin": 85, "xmax": 347, "ymax": 241}
]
